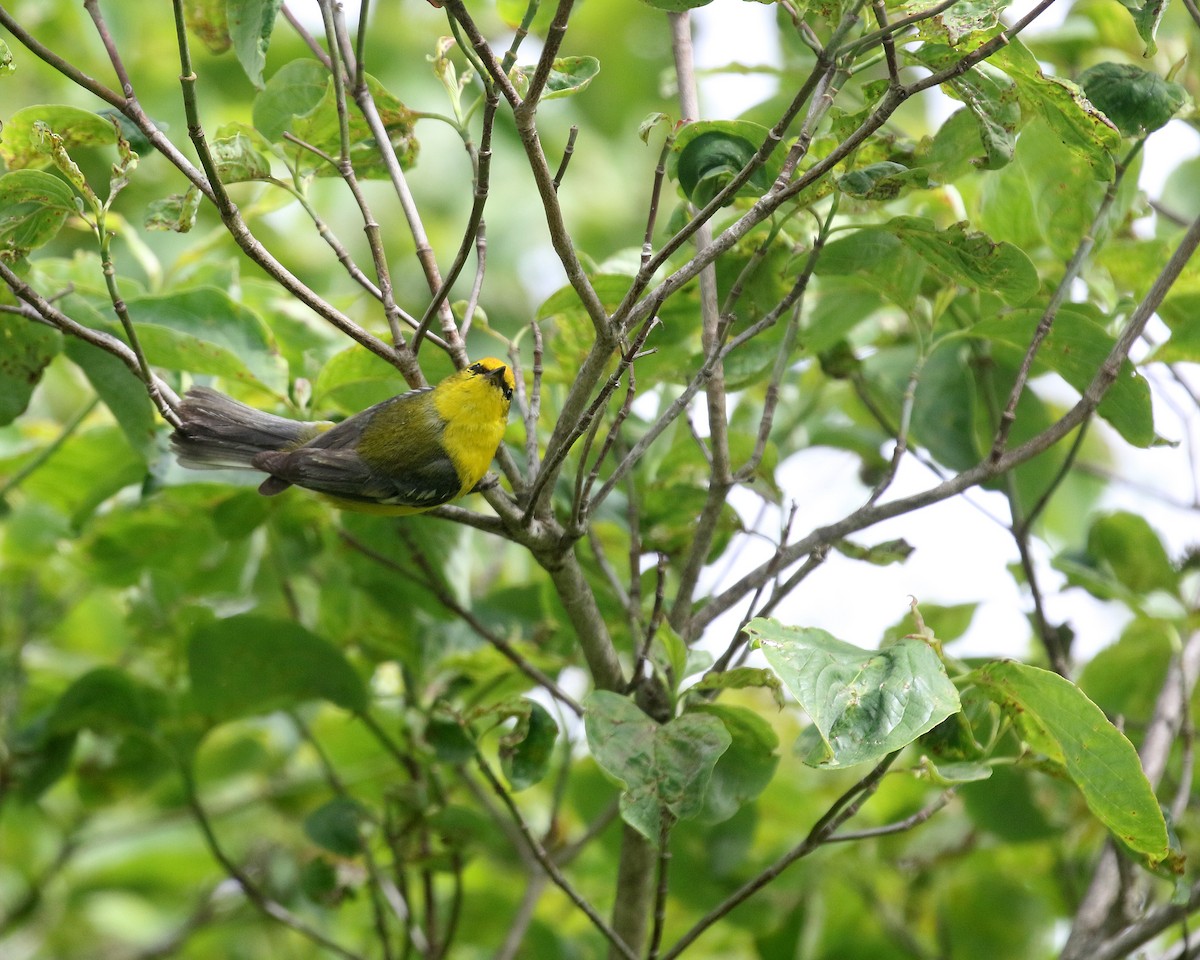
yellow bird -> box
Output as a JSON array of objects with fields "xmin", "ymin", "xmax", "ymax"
[{"xmin": 171, "ymin": 358, "xmax": 514, "ymax": 515}]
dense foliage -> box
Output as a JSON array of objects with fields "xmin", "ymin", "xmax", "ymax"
[{"xmin": 2, "ymin": 0, "xmax": 1200, "ymax": 958}]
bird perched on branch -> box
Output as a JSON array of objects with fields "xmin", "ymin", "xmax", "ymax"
[{"xmin": 171, "ymin": 358, "xmax": 514, "ymax": 515}]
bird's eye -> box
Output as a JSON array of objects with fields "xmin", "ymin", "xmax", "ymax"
[{"xmin": 468, "ymin": 362, "xmax": 485, "ymax": 375}]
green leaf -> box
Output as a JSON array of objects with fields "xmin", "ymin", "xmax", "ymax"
[
  {"xmin": 886, "ymin": 217, "xmax": 1038, "ymax": 306},
  {"xmin": 837, "ymin": 161, "xmax": 931, "ymax": 200},
  {"xmin": 685, "ymin": 667, "xmax": 785, "ymax": 709},
  {"xmin": 0, "ymin": 104, "xmax": 117, "ymax": 170},
  {"xmin": 1085, "ymin": 511, "xmax": 1178, "ymax": 595},
  {"xmin": 815, "ymin": 228, "xmax": 924, "ymax": 308},
  {"xmin": 227, "ymin": 0, "xmax": 282, "ymax": 89},
  {"xmin": 970, "ymin": 660, "xmax": 1176, "ymax": 872},
  {"xmin": 748, "ymin": 618, "xmax": 961, "ymax": 768},
  {"xmin": 585, "ymin": 690, "xmax": 731, "ymax": 841},
  {"xmin": 425, "ymin": 716, "xmax": 477, "ymax": 763},
  {"xmin": 252, "ymin": 58, "xmax": 330, "ymax": 142},
  {"xmin": 304, "ymin": 797, "xmax": 365, "ymax": 856},
  {"xmin": 969, "ymin": 307, "xmax": 1155, "ymax": 447},
  {"xmin": 671, "ymin": 121, "xmax": 773, "ymax": 207},
  {"xmin": 0, "ymin": 169, "xmax": 76, "ymax": 253},
  {"xmin": 1078, "ymin": 63, "xmax": 1187, "ymax": 137},
  {"xmin": 689, "ymin": 703, "xmax": 780, "ymax": 824},
  {"xmin": 126, "ymin": 287, "xmax": 286, "ymax": 392},
  {"xmin": 0, "ymin": 312, "xmax": 61, "ymax": 425},
  {"xmin": 499, "ymin": 699, "xmax": 558, "ymax": 791},
  {"xmin": 64, "ymin": 337, "xmax": 157, "ymax": 463},
  {"xmin": 288, "ymin": 72, "xmax": 418, "ymax": 179},
  {"xmin": 48, "ymin": 667, "xmax": 166, "ymax": 735},
  {"xmin": 988, "ymin": 40, "xmax": 1121, "ymax": 180},
  {"xmin": 184, "ymin": 0, "xmax": 231, "ymax": 54},
  {"xmin": 211, "ymin": 125, "xmax": 273, "ymax": 182},
  {"xmin": 188, "ymin": 614, "xmax": 368, "ymax": 721},
  {"xmin": 833, "ymin": 537, "xmax": 914, "ymax": 566},
  {"xmin": 1115, "ymin": 0, "xmax": 1168, "ymax": 55},
  {"xmin": 511, "ymin": 56, "xmax": 600, "ymax": 101},
  {"xmin": 314, "ymin": 345, "xmax": 410, "ymax": 413},
  {"xmin": 144, "ymin": 188, "xmax": 202, "ymax": 233},
  {"xmin": 0, "ymin": 38, "xmax": 13, "ymax": 77},
  {"xmin": 919, "ymin": 53, "xmax": 1018, "ymax": 169},
  {"xmin": 1, "ymin": 425, "xmax": 143, "ymax": 525}
]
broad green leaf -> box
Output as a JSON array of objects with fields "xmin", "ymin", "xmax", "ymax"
[
  {"xmin": 314, "ymin": 345, "xmax": 410, "ymax": 413},
  {"xmin": 1085, "ymin": 511, "xmax": 1178, "ymax": 595},
  {"xmin": 749, "ymin": 619, "xmax": 960, "ymax": 768},
  {"xmin": 978, "ymin": 116, "xmax": 1125, "ymax": 260},
  {"xmin": 1, "ymin": 425, "xmax": 144, "ymax": 524},
  {"xmin": 989, "ymin": 40, "xmax": 1120, "ymax": 180},
  {"xmin": 1078, "ymin": 618, "xmax": 1173, "ymax": 723},
  {"xmin": 126, "ymin": 287, "xmax": 286, "ymax": 392},
  {"xmin": 188, "ymin": 614, "xmax": 368, "ymax": 721},
  {"xmin": 499, "ymin": 699, "xmax": 558, "ymax": 791},
  {"xmin": 227, "ymin": 0, "xmax": 282, "ymax": 88},
  {"xmin": 837, "ymin": 161, "xmax": 931, "ymax": 200},
  {"xmin": 211, "ymin": 126, "xmax": 273, "ymax": 183},
  {"xmin": 585, "ymin": 690, "xmax": 731, "ymax": 841},
  {"xmin": 425, "ymin": 716, "xmax": 478, "ymax": 763},
  {"xmin": 671, "ymin": 121, "xmax": 774, "ymax": 207},
  {"xmin": 970, "ymin": 660, "xmax": 1176, "ymax": 871},
  {"xmin": 959, "ymin": 764, "xmax": 1058, "ymax": 841},
  {"xmin": 304, "ymin": 797, "xmax": 365, "ymax": 856},
  {"xmin": 0, "ymin": 169, "xmax": 76, "ymax": 253},
  {"xmin": 289, "ymin": 72, "xmax": 418, "ymax": 179},
  {"xmin": 64, "ymin": 337, "xmax": 157, "ymax": 463},
  {"xmin": 969, "ymin": 307, "xmax": 1155, "ymax": 447},
  {"xmin": 883, "ymin": 602, "xmax": 979, "ymax": 646},
  {"xmin": 689, "ymin": 702, "xmax": 780, "ymax": 824},
  {"xmin": 0, "ymin": 38, "xmax": 13, "ymax": 76},
  {"xmin": 1115, "ymin": 0, "xmax": 1168, "ymax": 55},
  {"xmin": 510, "ymin": 57, "xmax": 600, "ymax": 101},
  {"xmin": 184, "ymin": 0, "xmax": 231, "ymax": 53},
  {"xmin": 144, "ymin": 188, "xmax": 202, "ymax": 233},
  {"xmin": 0, "ymin": 104, "xmax": 117, "ymax": 170},
  {"xmin": 911, "ymin": 48, "xmax": 1018, "ymax": 169},
  {"xmin": 48, "ymin": 667, "xmax": 167, "ymax": 735},
  {"xmin": 921, "ymin": 758, "xmax": 993, "ymax": 785},
  {"xmin": 814, "ymin": 228, "xmax": 925, "ymax": 308},
  {"xmin": 886, "ymin": 217, "xmax": 1038, "ymax": 306},
  {"xmin": 7, "ymin": 716, "xmax": 77, "ymax": 802},
  {"xmin": 252, "ymin": 58, "xmax": 330, "ymax": 142},
  {"xmin": 0, "ymin": 312, "xmax": 61, "ymax": 424},
  {"xmin": 685, "ymin": 667, "xmax": 785, "ymax": 708},
  {"xmin": 910, "ymin": 341, "xmax": 978, "ymax": 471},
  {"xmin": 1078, "ymin": 62, "xmax": 1187, "ymax": 137}
]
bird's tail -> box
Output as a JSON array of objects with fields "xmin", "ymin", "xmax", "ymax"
[{"xmin": 171, "ymin": 387, "xmax": 327, "ymax": 470}]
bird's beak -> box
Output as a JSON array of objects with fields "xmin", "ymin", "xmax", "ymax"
[{"xmin": 486, "ymin": 364, "xmax": 513, "ymax": 399}]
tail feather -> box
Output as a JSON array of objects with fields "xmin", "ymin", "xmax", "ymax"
[{"xmin": 171, "ymin": 387, "xmax": 326, "ymax": 470}]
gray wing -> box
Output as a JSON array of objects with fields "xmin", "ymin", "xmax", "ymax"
[{"xmin": 252, "ymin": 445, "xmax": 461, "ymax": 508}]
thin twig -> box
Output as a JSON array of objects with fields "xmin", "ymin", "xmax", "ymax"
[
  {"xmin": 646, "ymin": 815, "xmax": 675, "ymax": 960},
  {"xmin": 552, "ymin": 125, "xmax": 579, "ymax": 191},
  {"xmin": 183, "ymin": 771, "xmax": 365, "ymax": 960},
  {"xmin": 474, "ymin": 756, "xmax": 639, "ymax": 960},
  {"xmin": 989, "ymin": 139, "xmax": 1144, "ymax": 461},
  {"xmin": 661, "ymin": 754, "xmax": 899, "ymax": 960},
  {"xmin": 825, "ymin": 790, "xmax": 954, "ymax": 843},
  {"xmin": 339, "ymin": 530, "xmax": 582, "ymax": 716}
]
